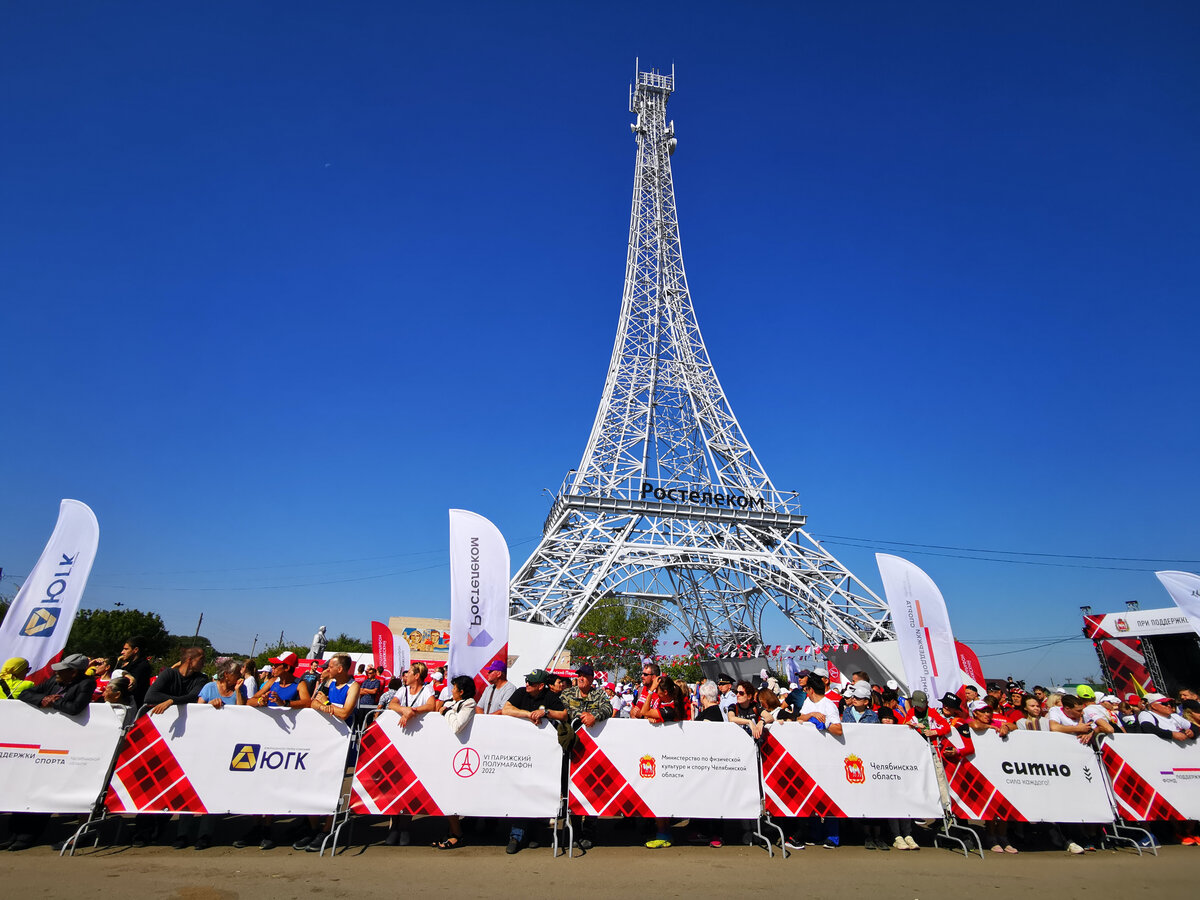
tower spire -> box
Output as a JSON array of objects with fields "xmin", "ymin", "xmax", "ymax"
[{"xmin": 510, "ymin": 65, "xmax": 897, "ymax": 676}]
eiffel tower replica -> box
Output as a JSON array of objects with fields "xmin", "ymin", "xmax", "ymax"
[{"xmin": 510, "ymin": 64, "xmax": 895, "ymax": 670}]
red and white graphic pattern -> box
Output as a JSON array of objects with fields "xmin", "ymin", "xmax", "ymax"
[
  {"xmin": 1096, "ymin": 637, "xmax": 1156, "ymax": 698},
  {"xmin": 350, "ymin": 720, "xmax": 444, "ymax": 817},
  {"xmin": 568, "ymin": 727, "xmax": 654, "ymax": 817},
  {"xmin": 941, "ymin": 754, "xmax": 1025, "ymax": 822},
  {"xmin": 1100, "ymin": 738, "xmax": 1195, "ymax": 821},
  {"xmin": 106, "ymin": 717, "xmax": 207, "ymax": 814},
  {"xmin": 568, "ymin": 720, "xmax": 759, "ymax": 819},
  {"xmin": 760, "ymin": 731, "xmax": 846, "ymax": 818}
]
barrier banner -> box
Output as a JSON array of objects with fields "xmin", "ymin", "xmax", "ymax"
[
  {"xmin": 0, "ymin": 700, "xmax": 125, "ymax": 813},
  {"xmin": 568, "ymin": 719, "xmax": 759, "ymax": 819},
  {"xmin": 942, "ymin": 730, "xmax": 1114, "ymax": 822},
  {"xmin": 761, "ymin": 723, "xmax": 942, "ymax": 819},
  {"xmin": 350, "ymin": 710, "xmax": 560, "ymax": 817},
  {"xmin": 1100, "ymin": 734, "xmax": 1200, "ymax": 821},
  {"xmin": 105, "ymin": 706, "xmax": 351, "ymax": 815}
]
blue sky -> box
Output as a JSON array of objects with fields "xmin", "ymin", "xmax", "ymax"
[{"xmin": 2, "ymin": 3, "xmax": 1197, "ymax": 684}]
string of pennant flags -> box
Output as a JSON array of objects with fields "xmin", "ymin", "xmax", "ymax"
[{"xmin": 571, "ymin": 631, "xmax": 860, "ymax": 657}]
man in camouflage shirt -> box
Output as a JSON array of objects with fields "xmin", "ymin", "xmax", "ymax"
[
  {"xmin": 561, "ymin": 664, "xmax": 613, "ymax": 730},
  {"xmin": 560, "ymin": 664, "xmax": 613, "ymax": 851}
]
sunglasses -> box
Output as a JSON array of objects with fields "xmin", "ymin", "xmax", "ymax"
[{"xmin": 735, "ymin": 690, "xmax": 747, "ymax": 696}]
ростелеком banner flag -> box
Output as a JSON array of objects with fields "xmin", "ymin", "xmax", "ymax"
[
  {"xmin": 0, "ymin": 500, "xmax": 100, "ymax": 683},
  {"xmin": 448, "ymin": 509, "xmax": 510, "ymax": 696},
  {"xmin": 875, "ymin": 553, "xmax": 963, "ymax": 704},
  {"xmin": 1155, "ymin": 571, "xmax": 1200, "ymax": 639}
]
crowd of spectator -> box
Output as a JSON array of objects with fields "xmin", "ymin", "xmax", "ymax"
[{"xmin": 1, "ymin": 640, "xmax": 1197, "ymax": 855}]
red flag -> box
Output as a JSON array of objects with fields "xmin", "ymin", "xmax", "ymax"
[
  {"xmin": 956, "ymin": 640, "xmax": 984, "ymax": 688},
  {"xmin": 371, "ymin": 621, "xmax": 393, "ymax": 672}
]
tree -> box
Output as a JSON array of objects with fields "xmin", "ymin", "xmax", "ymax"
[
  {"xmin": 661, "ymin": 659, "xmax": 703, "ymax": 682},
  {"xmin": 565, "ymin": 598, "xmax": 667, "ymax": 679},
  {"xmin": 64, "ymin": 608, "xmax": 171, "ymax": 660},
  {"xmin": 326, "ymin": 632, "xmax": 370, "ymax": 653}
]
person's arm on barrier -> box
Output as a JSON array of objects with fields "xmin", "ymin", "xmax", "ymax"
[
  {"xmin": 286, "ymin": 679, "xmax": 311, "ymax": 709},
  {"xmin": 49, "ymin": 677, "xmax": 98, "ymax": 715},
  {"xmin": 249, "ymin": 679, "xmax": 276, "ymax": 707}
]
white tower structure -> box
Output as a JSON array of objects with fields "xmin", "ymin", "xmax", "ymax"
[{"xmin": 510, "ymin": 65, "xmax": 896, "ymax": 672}]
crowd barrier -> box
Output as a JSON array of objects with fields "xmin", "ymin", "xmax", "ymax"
[
  {"xmin": 569, "ymin": 719, "xmax": 760, "ymax": 820},
  {"xmin": 1101, "ymin": 734, "xmax": 1200, "ymax": 821},
  {"xmin": 3, "ymin": 699, "xmax": 1199, "ymax": 859},
  {"xmin": 0, "ymin": 700, "xmax": 126, "ymax": 814},
  {"xmin": 761, "ymin": 723, "xmax": 943, "ymax": 820},
  {"xmin": 351, "ymin": 711, "xmax": 561, "ymax": 818},
  {"xmin": 942, "ymin": 730, "xmax": 1115, "ymax": 823},
  {"xmin": 105, "ymin": 705, "xmax": 351, "ymax": 816}
]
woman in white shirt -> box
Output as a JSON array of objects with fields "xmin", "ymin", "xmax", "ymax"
[
  {"xmin": 433, "ymin": 675, "xmax": 478, "ymax": 850},
  {"xmin": 386, "ymin": 662, "xmax": 438, "ymax": 726}
]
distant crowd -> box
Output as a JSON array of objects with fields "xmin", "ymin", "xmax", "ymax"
[{"xmin": 1, "ymin": 638, "xmax": 1197, "ymax": 856}]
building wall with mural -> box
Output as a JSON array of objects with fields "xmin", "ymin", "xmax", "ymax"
[{"xmin": 388, "ymin": 616, "xmax": 450, "ymax": 666}]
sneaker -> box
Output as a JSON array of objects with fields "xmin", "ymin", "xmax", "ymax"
[
  {"xmin": 644, "ymin": 838, "xmax": 671, "ymax": 849},
  {"xmin": 1067, "ymin": 842, "xmax": 1085, "ymax": 855},
  {"xmin": 1138, "ymin": 835, "xmax": 1161, "ymax": 848},
  {"xmin": 307, "ymin": 835, "xmax": 327, "ymax": 852},
  {"xmin": 710, "ymin": 838, "xmax": 725, "ymax": 848},
  {"xmin": 822, "ymin": 838, "xmax": 838, "ymax": 849},
  {"xmin": 877, "ymin": 837, "xmax": 890, "ymax": 851},
  {"xmin": 864, "ymin": 838, "xmax": 877, "ymax": 850},
  {"xmin": 506, "ymin": 836, "xmax": 523, "ymax": 855},
  {"xmin": 260, "ymin": 837, "xmax": 276, "ymax": 850},
  {"xmin": 783, "ymin": 837, "xmax": 803, "ymax": 851},
  {"xmin": 233, "ymin": 827, "xmax": 263, "ymax": 849},
  {"xmin": 893, "ymin": 836, "xmax": 909, "ymax": 851},
  {"xmin": 1182, "ymin": 836, "xmax": 1198, "ymax": 846},
  {"xmin": 904, "ymin": 835, "xmax": 919, "ymax": 851},
  {"xmin": 292, "ymin": 833, "xmax": 315, "ymax": 851},
  {"xmin": 578, "ymin": 837, "xmax": 593, "ymax": 850}
]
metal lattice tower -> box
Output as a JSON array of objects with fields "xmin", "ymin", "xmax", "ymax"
[{"xmin": 510, "ymin": 64, "xmax": 895, "ymax": 666}]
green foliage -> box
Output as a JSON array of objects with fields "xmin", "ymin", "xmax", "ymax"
[
  {"xmin": 326, "ymin": 632, "xmax": 370, "ymax": 653},
  {"xmin": 565, "ymin": 598, "xmax": 667, "ymax": 678},
  {"xmin": 662, "ymin": 659, "xmax": 703, "ymax": 682},
  {"xmin": 253, "ymin": 642, "xmax": 310, "ymax": 670},
  {"xmin": 64, "ymin": 608, "xmax": 171, "ymax": 660}
]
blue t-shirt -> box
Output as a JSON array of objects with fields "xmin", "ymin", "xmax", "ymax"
[
  {"xmin": 325, "ymin": 681, "xmax": 351, "ymax": 707},
  {"xmin": 358, "ymin": 677, "xmax": 381, "ymax": 707},
  {"xmin": 199, "ymin": 681, "xmax": 237, "ymax": 704},
  {"xmin": 264, "ymin": 678, "xmax": 302, "ymax": 707}
]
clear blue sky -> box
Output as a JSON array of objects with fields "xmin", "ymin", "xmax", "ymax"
[{"xmin": 3, "ymin": 3, "xmax": 1197, "ymax": 684}]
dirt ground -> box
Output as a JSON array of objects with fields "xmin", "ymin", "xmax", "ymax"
[{"xmin": 0, "ymin": 817, "xmax": 1195, "ymax": 900}]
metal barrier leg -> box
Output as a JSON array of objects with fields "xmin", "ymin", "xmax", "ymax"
[
  {"xmin": 320, "ymin": 792, "xmax": 353, "ymax": 857},
  {"xmin": 934, "ymin": 815, "xmax": 984, "ymax": 860},
  {"xmin": 1104, "ymin": 821, "xmax": 1154, "ymax": 857},
  {"xmin": 761, "ymin": 814, "xmax": 788, "ymax": 858}
]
